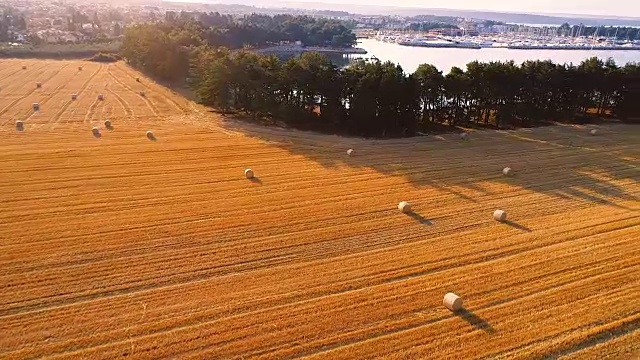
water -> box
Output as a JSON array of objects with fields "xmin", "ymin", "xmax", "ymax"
[{"xmin": 357, "ymin": 38, "xmax": 640, "ymax": 73}]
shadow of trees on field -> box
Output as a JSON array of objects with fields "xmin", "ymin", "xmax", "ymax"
[{"xmin": 219, "ymin": 117, "xmax": 639, "ymax": 215}]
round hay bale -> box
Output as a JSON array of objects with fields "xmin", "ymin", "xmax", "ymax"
[
  {"xmin": 78, "ymin": 66, "xmax": 83, "ymax": 71},
  {"xmin": 460, "ymin": 132, "xmax": 468, "ymax": 139},
  {"xmin": 15, "ymin": 120, "xmax": 24, "ymax": 130},
  {"xmin": 590, "ymin": 129, "xmax": 598, "ymax": 136},
  {"xmin": 245, "ymin": 169, "xmax": 255, "ymax": 179},
  {"xmin": 97, "ymin": 94, "xmax": 104, "ymax": 101},
  {"xmin": 139, "ymin": 91, "xmax": 146, "ymax": 97},
  {"xmin": 36, "ymin": 82, "xmax": 42, "ymax": 88},
  {"xmin": 135, "ymin": 77, "xmax": 140, "ymax": 82},
  {"xmin": 493, "ymin": 209, "xmax": 507, "ymax": 222},
  {"xmin": 22, "ymin": 65, "xmax": 27, "ymax": 70},
  {"xmin": 443, "ymin": 293, "xmax": 463, "ymax": 311},
  {"xmin": 146, "ymin": 130, "xmax": 155, "ymax": 140},
  {"xmin": 92, "ymin": 127, "xmax": 100, "ymax": 136},
  {"xmin": 347, "ymin": 149, "xmax": 354, "ymax": 156},
  {"xmin": 71, "ymin": 94, "xmax": 78, "ymax": 100},
  {"xmin": 104, "ymin": 120, "xmax": 112, "ymax": 128},
  {"xmin": 502, "ymin": 167, "xmax": 513, "ymax": 176},
  {"xmin": 32, "ymin": 103, "xmax": 40, "ymax": 111},
  {"xmin": 398, "ymin": 201, "xmax": 412, "ymax": 213}
]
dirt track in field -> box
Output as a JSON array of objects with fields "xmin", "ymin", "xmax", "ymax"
[{"xmin": 0, "ymin": 59, "xmax": 638, "ymax": 359}]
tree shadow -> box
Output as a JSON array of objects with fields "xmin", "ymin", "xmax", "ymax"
[
  {"xmin": 213, "ymin": 113, "xmax": 638, "ymax": 211},
  {"xmin": 406, "ymin": 211, "xmax": 433, "ymax": 226},
  {"xmin": 455, "ymin": 309, "xmax": 496, "ymax": 334},
  {"xmin": 503, "ymin": 220, "xmax": 532, "ymax": 232}
]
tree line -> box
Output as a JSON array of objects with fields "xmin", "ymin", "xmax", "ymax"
[
  {"xmin": 122, "ymin": 13, "xmax": 357, "ymax": 82},
  {"xmin": 190, "ymin": 51, "xmax": 639, "ymax": 136},
  {"xmin": 164, "ymin": 12, "xmax": 357, "ymax": 49},
  {"xmin": 123, "ymin": 20, "xmax": 639, "ymax": 138}
]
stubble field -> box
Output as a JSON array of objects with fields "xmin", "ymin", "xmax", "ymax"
[{"xmin": 0, "ymin": 59, "xmax": 638, "ymax": 359}]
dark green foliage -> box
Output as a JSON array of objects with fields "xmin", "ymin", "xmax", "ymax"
[
  {"xmin": 202, "ymin": 14, "xmax": 357, "ymax": 49},
  {"xmin": 407, "ymin": 23, "xmax": 458, "ymax": 32},
  {"xmin": 88, "ymin": 52, "xmax": 121, "ymax": 62},
  {"xmin": 124, "ymin": 21, "xmax": 638, "ymax": 138}
]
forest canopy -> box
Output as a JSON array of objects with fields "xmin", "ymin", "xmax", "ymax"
[{"xmin": 122, "ymin": 17, "xmax": 640, "ymax": 138}]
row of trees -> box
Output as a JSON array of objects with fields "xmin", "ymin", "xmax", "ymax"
[
  {"xmin": 189, "ymin": 49, "xmax": 639, "ymax": 137},
  {"xmin": 123, "ymin": 21, "xmax": 639, "ymax": 137}
]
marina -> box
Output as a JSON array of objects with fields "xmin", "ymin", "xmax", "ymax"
[
  {"xmin": 356, "ymin": 38, "xmax": 640, "ymax": 73},
  {"xmin": 374, "ymin": 30, "xmax": 640, "ymax": 51}
]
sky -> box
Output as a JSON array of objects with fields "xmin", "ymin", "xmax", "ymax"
[{"xmin": 291, "ymin": 0, "xmax": 640, "ymax": 17}]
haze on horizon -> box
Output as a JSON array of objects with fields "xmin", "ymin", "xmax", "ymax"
[{"xmin": 290, "ymin": 0, "xmax": 639, "ymax": 17}]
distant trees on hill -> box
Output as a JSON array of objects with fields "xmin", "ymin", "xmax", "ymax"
[
  {"xmin": 122, "ymin": 13, "xmax": 357, "ymax": 81},
  {"xmin": 406, "ymin": 23, "xmax": 458, "ymax": 32},
  {"xmin": 160, "ymin": 12, "xmax": 357, "ymax": 48},
  {"xmin": 123, "ymin": 20, "xmax": 640, "ymax": 137}
]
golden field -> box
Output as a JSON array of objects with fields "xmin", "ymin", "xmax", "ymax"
[{"xmin": 0, "ymin": 59, "xmax": 638, "ymax": 359}]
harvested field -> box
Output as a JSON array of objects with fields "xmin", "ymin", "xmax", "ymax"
[{"xmin": 0, "ymin": 59, "xmax": 639, "ymax": 359}]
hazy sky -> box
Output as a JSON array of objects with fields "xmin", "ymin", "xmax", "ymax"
[{"xmin": 293, "ymin": 0, "xmax": 640, "ymax": 17}]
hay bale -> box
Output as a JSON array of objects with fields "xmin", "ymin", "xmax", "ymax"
[
  {"xmin": 460, "ymin": 132, "xmax": 468, "ymax": 139},
  {"xmin": 36, "ymin": 82, "xmax": 42, "ymax": 88},
  {"xmin": 92, "ymin": 127, "xmax": 100, "ymax": 136},
  {"xmin": 97, "ymin": 94, "xmax": 104, "ymax": 101},
  {"xmin": 245, "ymin": 169, "xmax": 255, "ymax": 179},
  {"xmin": 493, "ymin": 209, "xmax": 507, "ymax": 222},
  {"xmin": 139, "ymin": 91, "xmax": 146, "ymax": 97},
  {"xmin": 32, "ymin": 103, "xmax": 40, "ymax": 111},
  {"xmin": 502, "ymin": 167, "xmax": 513, "ymax": 176},
  {"xmin": 22, "ymin": 65, "xmax": 27, "ymax": 70},
  {"xmin": 347, "ymin": 149, "xmax": 354, "ymax": 156},
  {"xmin": 443, "ymin": 293, "xmax": 463, "ymax": 311},
  {"xmin": 135, "ymin": 77, "xmax": 140, "ymax": 82},
  {"xmin": 78, "ymin": 66, "xmax": 83, "ymax": 71},
  {"xmin": 71, "ymin": 94, "xmax": 78, "ymax": 100},
  {"xmin": 104, "ymin": 120, "xmax": 112, "ymax": 128},
  {"xmin": 590, "ymin": 129, "xmax": 598, "ymax": 136},
  {"xmin": 398, "ymin": 201, "xmax": 412, "ymax": 213},
  {"xmin": 146, "ymin": 130, "xmax": 155, "ymax": 140},
  {"xmin": 15, "ymin": 120, "xmax": 24, "ymax": 130}
]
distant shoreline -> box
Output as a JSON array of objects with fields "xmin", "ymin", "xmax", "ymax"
[{"xmin": 254, "ymin": 45, "xmax": 367, "ymax": 55}]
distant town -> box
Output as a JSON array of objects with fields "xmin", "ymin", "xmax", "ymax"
[{"xmin": 1, "ymin": 0, "xmax": 640, "ymax": 53}]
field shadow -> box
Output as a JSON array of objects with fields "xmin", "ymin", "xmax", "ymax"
[
  {"xmin": 406, "ymin": 212, "xmax": 433, "ymax": 226},
  {"xmin": 455, "ymin": 309, "xmax": 495, "ymax": 334},
  {"xmin": 503, "ymin": 220, "xmax": 532, "ymax": 233},
  {"xmin": 93, "ymin": 132, "xmax": 102, "ymax": 138},
  {"xmin": 105, "ymin": 124, "xmax": 114, "ymax": 131},
  {"xmin": 216, "ymin": 118, "xmax": 639, "ymax": 211}
]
